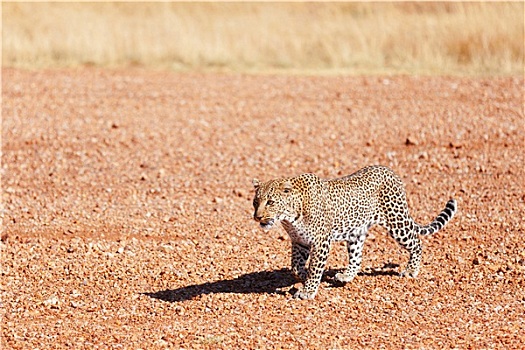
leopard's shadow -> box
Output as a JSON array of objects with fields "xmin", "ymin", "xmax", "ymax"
[
  {"xmin": 144, "ymin": 264, "xmax": 399, "ymax": 302},
  {"xmin": 144, "ymin": 268, "xmax": 297, "ymax": 303}
]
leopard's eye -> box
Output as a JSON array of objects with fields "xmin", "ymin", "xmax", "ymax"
[{"xmin": 266, "ymin": 200, "xmax": 274, "ymax": 206}]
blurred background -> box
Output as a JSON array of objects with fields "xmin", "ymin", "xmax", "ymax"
[{"xmin": 3, "ymin": 2, "xmax": 523, "ymax": 75}]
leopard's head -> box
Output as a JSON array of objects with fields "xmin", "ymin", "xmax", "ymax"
[{"xmin": 252, "ymin": 177, "xmax": 302, "ymax": 230}]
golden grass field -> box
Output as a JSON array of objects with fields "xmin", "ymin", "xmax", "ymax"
[{"xmin": 2, "ymin": 2, "xmax": 524, "ymax": 75}]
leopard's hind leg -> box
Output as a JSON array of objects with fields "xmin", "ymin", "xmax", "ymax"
[
  {"xmin": 388, "ymin": 223, "xmax": 422, "ymax": 278},
  {"xmin": 387, "ymin": 199, "xmax": 457, "ymax": 277}
]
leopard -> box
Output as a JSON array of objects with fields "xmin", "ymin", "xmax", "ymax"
[{"xmin": 252, "ymin": 165, "xmax": 457, "ymax": 300}]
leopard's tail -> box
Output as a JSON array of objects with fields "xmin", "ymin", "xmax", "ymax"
[{"xmin": 415, "ymin": 199, "xmax": 457, "ymax": 236}]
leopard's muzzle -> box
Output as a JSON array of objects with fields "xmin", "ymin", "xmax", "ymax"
[
  {"xmin": 259, "ymin": 219, "xmax": 275, "ymax": 230},
  {"xmin": 254, "ymin": 215, "xmax": 275, "ymax": 230}
]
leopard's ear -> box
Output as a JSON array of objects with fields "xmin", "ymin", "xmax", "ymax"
[
  {"xmin": 282, "ymin": 181, "xmax": 293, "ymax": 193},
  {"xmin": 252, "ymin": 178, "xmax": 260, "ymax": 189}
]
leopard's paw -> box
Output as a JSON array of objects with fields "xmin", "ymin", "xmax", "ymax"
[
  {"xmin": 293, "ymin": 286, "xmax": 316, "ymax": 300},
  {"xmin": 399, "ymin": 269, "xmax": 419, "ymax": 278},
  {"xmin": 334, "ymin": 272, "xmax": 356, "ymax": 283}
]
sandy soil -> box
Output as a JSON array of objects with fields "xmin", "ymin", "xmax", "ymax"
[{"xmin": 2, "ymin": 68, "xmax": 524, "ymax": 349}]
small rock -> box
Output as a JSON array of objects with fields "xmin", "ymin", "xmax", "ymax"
[
  {"xmin": 405, "ymin": 136, "xmax": 418, "ymax": 146},
  {"xmin": 449, "ymin": 141, "xmax": 463, "ymax": 149},
  {"xmin": 157, "ymin": 245, "xmax": 175, "ymax": 253},
  {"xmin": 155, "ymin": 339, "xmax": 169, "ymax": 347},
  {"xmin": 43, "ymin": 295, "xmax": 60, "ymax": 309},
  {"xmin": 175, "ymin": 306, "xmax": 184, "ymax": 315},
  {"xmin": 418, "ymin": 151, "xmax": 429, "ymax": 160}
]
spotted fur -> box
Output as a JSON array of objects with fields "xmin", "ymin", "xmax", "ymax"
[{"xmin": 252, "ymin": 165, "xmax": 457, "ymax": 299}]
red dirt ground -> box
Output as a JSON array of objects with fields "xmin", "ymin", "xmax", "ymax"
[{"xmin": 2, "ymin": 68, "xmax": 524, "ymax": 349}]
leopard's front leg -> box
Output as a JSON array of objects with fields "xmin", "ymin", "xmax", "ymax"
[
  {"xmin": 293, "ymin": 238, "xmax": 331, "ymax": 300},
  {"xmin": 291, "ymin": 242, "xmax": 310, "ymax": 282}
]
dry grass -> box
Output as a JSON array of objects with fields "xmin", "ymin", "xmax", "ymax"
[{"xmin": 2, "ymin": 2, "xmax": 523, "ymax": 75}]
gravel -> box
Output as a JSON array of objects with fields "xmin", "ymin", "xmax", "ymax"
[{"xmin": 2, "ymin": 68, "xmax": 524, "ymax": 348}]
